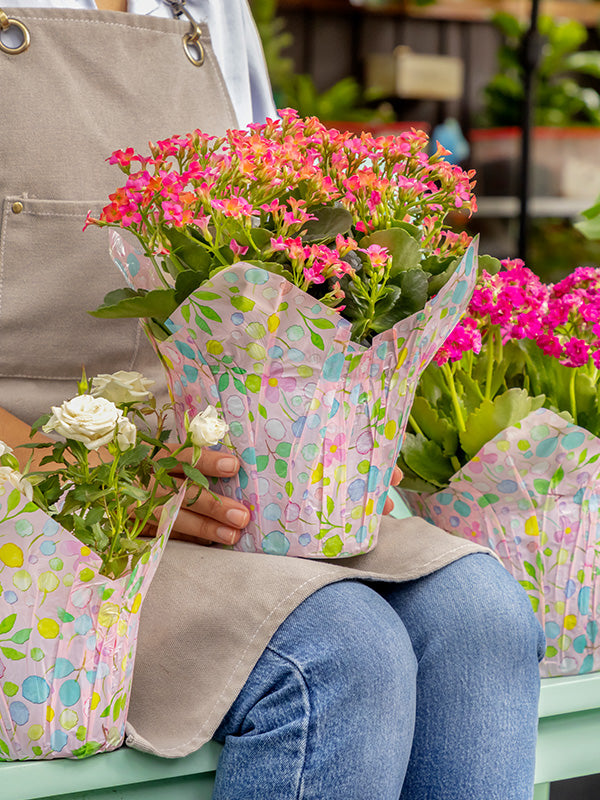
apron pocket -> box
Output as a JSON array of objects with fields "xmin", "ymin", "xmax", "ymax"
[{"xmin": 0, "ymin": 197, "xmax": 144, "ymax": 381}]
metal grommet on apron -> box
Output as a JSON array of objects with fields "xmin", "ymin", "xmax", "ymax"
[
  {"xmin": 0, "ymin": 7, "xmax": 30, "ymax": 54},
  {"xmin": 163, "ymin": 0, "xmax": 205, "ymax": 67}
]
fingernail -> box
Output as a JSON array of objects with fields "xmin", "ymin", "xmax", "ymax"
[
  {"xmin": 226, "ymin": 508, "xmax": 248, "ymax": 528},
  {"xmin": 216, "ymin": 527, "xmax": 238, "ymax": 544},
  {"xmin": 217, "ymin": 456, "xmax": 238, "ymax": 475}
]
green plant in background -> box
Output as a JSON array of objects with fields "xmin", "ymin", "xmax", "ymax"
[
  {"xmin": 249, "ymin": 0, "xmax": 391, "ymax": 122},
  {"xmin": 481, "ymin": 12, "xmax": 600, "ymax": 128},
  {"xmin": 249, "ymin": 0, "xmax": 295, "ymax": 96},
  {"xmin": 528, "ymin": 218, "xmax": 600, "ymax": 282},
  {"xmin": 576, "ymin": 192, "xmax": 600, "ymax": 241}
]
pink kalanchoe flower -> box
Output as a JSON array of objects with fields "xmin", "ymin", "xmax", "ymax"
[
  {"xmin": 536, "ymin": 333, "xmax": 563, "ymax": 359},
  {"xmin": 269, "ymin": 236, "xmax": 287, "ymax": 252},
  {"xmin": 230, "ymin": 239, "xmax": 249, "ymax": 258},
  {"xmin": 107, "ymin": 147, "xmax": 136, "ymax": 167},
  {"xmin": 303, "ymin": 264, "xmax": 327, "ymax": 285},
  {"xmin": 210, "ymin": 195, "xmax": 254, "ymax": 218},
  {"xmin": 362, "ymin": 243, "xmax": 391, "ymax": 276},
  {"xmin": 561, "ymin": 338, "xmax": 590, "ymax": 368}
]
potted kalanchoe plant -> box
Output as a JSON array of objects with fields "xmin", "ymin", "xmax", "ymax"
[
  {"xmin": 399, "ymin": 259, "xmax": 600, "ymax": 677},
  {"xmin": 86, "ymin": 109, "xmax": 486, "ymax": 559},
  {"xmin": 0, "ymin": 370, "xmax": 227, "ymax": 761}
]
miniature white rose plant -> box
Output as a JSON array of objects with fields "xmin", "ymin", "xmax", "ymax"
[{"xmin": 0, "ymin": 371, "xmax": 229, "ymax": 579}]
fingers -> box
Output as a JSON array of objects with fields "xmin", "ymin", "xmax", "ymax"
[
  {"xmin": 147, "ymin": 481, "xmax": 250, "ymax": 546},
  {"xmin": 145, "ymin": 445, "xmax": 246, "ymax": 547},
  {"xmin": 382, "ymin": 465, "xmax": 404, "ymax": 515},
  {"xmin": 168, "ymin": 506, "xmax": 243, "ymax": 546},
  {"xmin": 391, "ymin": 465, "xmax": 403, "ymax": 486},
  {"xmin": 162, "ymin": 442, "xmax": 240, "ymax": 478},
  {"xmin": 191, "ymin": 448, "xmax": 240, "ymax": 478}
]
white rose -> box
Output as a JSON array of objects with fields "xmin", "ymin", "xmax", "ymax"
[
  {"xmin": 188, "ymin": 406, "xmax": 229, "ymax": 448},
  {"xmin": 0, "ymin": 467, "xmax": 34, "ymax": 502},
  {"xmin": 43, "ymin": 395, "xmax": 123, "ymax": 451},
  {"xmin": 91, "ymin": 371, "xmax": 155, "ymax": 405},
  {"xmin": 116, "ymin": 416, "xmax": 138, "ymax": 451},
  {"xmin": 0, "ymin": 441, "xmax": 13, "ymax": 458}
]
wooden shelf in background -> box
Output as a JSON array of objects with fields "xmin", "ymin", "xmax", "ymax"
[
  {"xmin": 277, "ymin": 0, "xmax": 600, "ymax": 25},
  {"xmin": 405, "ymin": 1, "xmax": 600, "ymax": 24}
]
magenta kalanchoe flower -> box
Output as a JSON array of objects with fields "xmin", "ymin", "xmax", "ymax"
[{"xmin": 433, "ymin": 259, "xmax": 600, "ymax": 372}]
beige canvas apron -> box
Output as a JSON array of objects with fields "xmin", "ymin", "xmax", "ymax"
[
  {"xmin": 0, "ymin": 6, "xmax": 238, "ymax": 424},
  {"xmin": 0, "ymin": 6, "xmax": 489, "ymax": 758}
]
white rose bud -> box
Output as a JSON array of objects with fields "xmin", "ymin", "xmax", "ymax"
[
  {"xmin": 0, "ymin": 441, "xmax": 13, "ymax": 458},
  {"xmin": 0, "ymin": 467, "xmax": 34, "ymax": 502},
  {"xmin": 187, "ymin": 406, "xmax": 229, "ymax": 448},
  {"xmin": 43, "ymin": 395, "xmax": 123, "ymax": 451},
  {"xmin": 116, "ymin": 416, "xmax": 138, "ymax": 451},
  {"xmin": 91, "ymin": 371, "xmax": 155, "ymax": 405}
]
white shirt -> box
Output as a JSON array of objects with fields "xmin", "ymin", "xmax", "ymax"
[{"xmin": 5, "ymin": 0, "xmax": 276, "ymax": 127}]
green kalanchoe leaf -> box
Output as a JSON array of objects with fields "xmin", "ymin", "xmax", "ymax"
[
  {"xmin": 90, "ymin": 287, "xmax": 178, "ymax": 321},
  {"xmin": 367, "ymin": 286, "xmax": 402, "ymax": 334},
  {"xmin": 397, "ymin": 455, "xmax": 443, "ymax": 494},
  {"xmin": 164, "ymin": 226, "xmax": 212, "ymax": 272},
  {"xmin": 389, "ymin": 219, "xmax": 422, "ymax": 239},
  {"xmin": 454, "ymin": 370, "xmax": 486, "ymax": 417},
  {"xmin": 360, "ymin": 227, "xmax": 421, "ymax": 275},
  {"xmin": 459, "ymin": 389, "xmax": 546, "ymax": 460},
  {"xmin": 420, "ymin": 253, "xmax": 456, "ymax": 277},
  {"xmin": 409, "ymin": 396, "xmax": 458, "ymax": 457},
  {"xmin": 427, "ymin": 258, "xmax": 460, "ymax": 296},
  {"xmin": 302, "ymin": 206, "xmax": 353, "ymax": 242},
  {"xmin": 477, "ymin": 254, "xmax": 502, "ymax": 276},
  {"xmin": 400, "ymin": 432, "xmax": 456, "ymax": 488},
  {"xmin": 174, "ymin": 270, "xmax": 210, "ymax": 305},
  {"xmin": 392, "ymin": 270, "xmax": 430, "ymax": 319}
]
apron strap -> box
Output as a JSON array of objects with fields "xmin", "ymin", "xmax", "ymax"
[
  {"xmin": 162, "ymin": 0, "xmax": 205, "ymax": 67},
  {"xmin": 0, "ymin": 7, "xmax": 30, "ymax": 55}
]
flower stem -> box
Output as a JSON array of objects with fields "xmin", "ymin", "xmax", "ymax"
[
  {"xmin": 441, "ymin": 362, "xmax": 466, "ymax": 432},
  {"xmin": 409, "ymin": 414, "xmax": 424, "ymax": 437},
  {"xmin": 569, "ymin": 368, "xmax": 578, "ymax": 424},
  {"xmin": 485, "ymin": 329, "xmax": 495, "ymax": 401}
]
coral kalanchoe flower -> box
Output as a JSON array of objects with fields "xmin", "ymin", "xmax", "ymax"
[{"xmin": 89, "ymin": 108, "xmax": 477, "ymax": 343}]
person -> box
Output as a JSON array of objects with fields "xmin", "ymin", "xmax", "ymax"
[{"xmin": 0, "ymin": 1, "xmax": 544, "ymax": 797}]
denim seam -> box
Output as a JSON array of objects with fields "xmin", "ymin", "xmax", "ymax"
[{"xmin": 264, "ymin": 643, "xmax": 312, "ymax": 800}]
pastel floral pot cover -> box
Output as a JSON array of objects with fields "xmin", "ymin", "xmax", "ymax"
[
  {"xmin": 401, "ymin": 408, "xmax": 600, "ymax": 678},
  {"xmin": 110, "ymin": 232, "xmax": 477, "ymax": 559},
  {"xmin": 0, "ymin": 483, "xmax": 183, "ymax": 760}
]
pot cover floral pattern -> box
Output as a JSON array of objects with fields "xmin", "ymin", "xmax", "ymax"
[
  {"xmin": 110, "ymin": 232, "xmax": 477, "ymax": 558},
  {"xmin": 402, "ymin": 408, "xmax": 600, "ymax": 678},
  {"xmin": 0, "ymin": 483, "xmax": 183, "ymax": 760}
]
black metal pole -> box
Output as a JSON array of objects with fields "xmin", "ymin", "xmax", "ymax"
[{"xmin": 518, "ymin": 0, "xmax": 541, "ymax": 261}]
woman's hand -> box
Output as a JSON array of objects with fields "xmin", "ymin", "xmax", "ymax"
[
  {"xmin": 148, "ymin": 456, "xmax": 402, "ymax": 545},
  {"xmin": 382, "ymin": 465, "xmax": 403, "ymax": 515},
  {"xmin": 152, "ymin": 446, "xmax": 250, "ymax": 546}
]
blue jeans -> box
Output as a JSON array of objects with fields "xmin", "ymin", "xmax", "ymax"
[{"xmin": 213, "ymin": 554, "xmax": 546, "ymax": 800}]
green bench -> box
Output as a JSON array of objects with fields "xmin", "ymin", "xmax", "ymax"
[
  {"xmin": 534, "ymin": 670, "xmax": 600, "ymax": 799},
  {"xmin": 2, "ymin": 671, "xmax": 600, "ymax": 800},
  {"xmin": 4, "ymin": 495, "xmax": 599, "ymax": 798}
]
